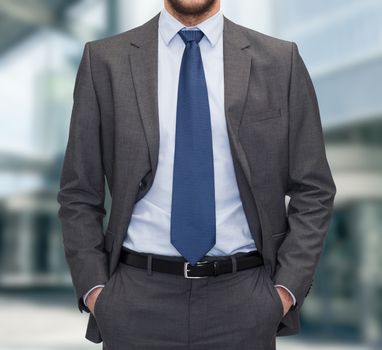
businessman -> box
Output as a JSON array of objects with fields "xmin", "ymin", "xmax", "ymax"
[{"xmin": 57, "ymin": 0, "xmax": 336, "ymax": 349}]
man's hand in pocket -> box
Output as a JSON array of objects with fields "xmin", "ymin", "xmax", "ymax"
[
  {"xmin": 87, "ymin": 287, "xmax": 104, "ymax": 316},
  {"xmin": 275, "ymin": 286, "xmax": 293, "ymax": 316}
]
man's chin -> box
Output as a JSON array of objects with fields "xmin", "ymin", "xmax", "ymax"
[{"xmin": 167, "ymin": 0, "xmax": 217, "ymax": 16}]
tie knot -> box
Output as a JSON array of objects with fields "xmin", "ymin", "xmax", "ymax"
[{"xmin": 178, "ymin": 29, "xmax": 204, "ymax": 45}]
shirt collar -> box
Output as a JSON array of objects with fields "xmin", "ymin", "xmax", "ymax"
[{"xmin": 159, "ymin": 6, "xmax": 223, "ymax": 47}]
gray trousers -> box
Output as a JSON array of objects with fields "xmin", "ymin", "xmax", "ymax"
[{"xmin": 94, "ymin": 248, "xmax": 284, "ymax": 350}]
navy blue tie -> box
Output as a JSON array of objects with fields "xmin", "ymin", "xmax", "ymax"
[{"xmin": 170, "ymin": 29, "xmax": 216, "ymax": 266}]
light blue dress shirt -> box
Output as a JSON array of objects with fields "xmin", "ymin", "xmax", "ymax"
[
  {"xmin": 123, "ymin": 7, "xmax": 257, "ymax": 257},
  {"xmin": 83, "ymin": 6, "xmax": 296, "ymax": 308}
]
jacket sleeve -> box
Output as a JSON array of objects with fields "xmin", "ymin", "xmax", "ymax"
[
  {"xmin": 57, "ymin": 41, "xmax": 109, "ymax": 313},
  {"xmin": 273, "ymin": 42, "xmax": 336, "ymax": 309}
]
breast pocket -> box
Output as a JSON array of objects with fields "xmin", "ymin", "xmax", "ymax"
[
  {"xmin": 240, "ymin": 107, "xmax": 281, "ymax": 126},
  {"xmin": 238, "ymin": 107, "xmax": 287, "ymax": 188}
]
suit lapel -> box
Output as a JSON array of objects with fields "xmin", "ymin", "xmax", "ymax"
[
  {"xmin": 222, "ymin": 15, "xmax": 253, "ymax": 188},
  {"xmin": 129, "ymin": 13, "xmax": 161, "ymax": 178},
  {"xmin": 129, "ymin": 12, "xmax": 253, "ymax": 188}
]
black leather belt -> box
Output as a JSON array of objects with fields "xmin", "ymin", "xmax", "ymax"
[{"xmin": 119, "ymin": 247, "xmax": 264, "ymax": 278}]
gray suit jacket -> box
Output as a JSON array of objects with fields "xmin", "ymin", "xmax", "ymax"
[{"xmin": 57, "ymin": 11, "xmax": 336, "ymax": 343}]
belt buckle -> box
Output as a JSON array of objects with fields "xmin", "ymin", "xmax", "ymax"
[{"xmin": 184, "ymin": 261, "xmax": 209, "ymax": 279}]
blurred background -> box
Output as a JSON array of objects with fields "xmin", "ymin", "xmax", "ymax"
[{"xmin": 0, "ymin": 0, "xmax": 381, "ymax": 349}]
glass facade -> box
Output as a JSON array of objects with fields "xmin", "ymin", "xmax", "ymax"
[{"xmin": 272, "ymin": 0, "xmax": 382, "ymax": 347}]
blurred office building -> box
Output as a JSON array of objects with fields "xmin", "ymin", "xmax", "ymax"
[
  {"xmin": 0, "ymin": 0, "xmax": 381, "ymax": 349},
  {"xmin": 271, "ymin": 0, "xmax": 382, "ymax": 347}
]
